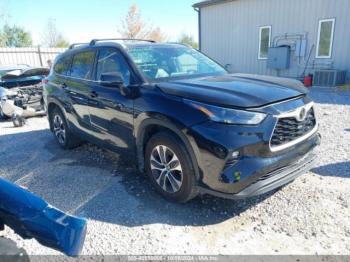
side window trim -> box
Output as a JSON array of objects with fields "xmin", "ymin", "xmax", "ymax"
[
  {"xmin": 94, "ymin": 48, "xmax": 112, "ymax": 81},
  {"xmin": 92, "ymin": 49, "xmax": 101, "ymax": 82},
  {"xmin": 65, "ymin": 55, "xmax": 73, "ymax": 77}
]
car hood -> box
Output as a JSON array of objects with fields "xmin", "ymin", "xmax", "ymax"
[
  {"xmin": 156, "ymin": 73, "xmax": 308, "ymax": 108},
  {"xmin": 1, "ymin": 67, "xmax": 49, "ymax": 80}
]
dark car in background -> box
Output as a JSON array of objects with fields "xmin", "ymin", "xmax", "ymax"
[{"xmin": 43, "ymin": 39, "xmax": 320, "ymax": 203}]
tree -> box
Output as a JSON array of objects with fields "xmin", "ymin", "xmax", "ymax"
[
  {"xmin": 118, "ymin": 4, "xmax": 167, "ymax": 42},
  {"xmin": 54, "ymin": 35, "xmax": 70, "ymax": 48},
  {"xmin": 119, "ymin": 4, "xmax": 147, "ymax": 39},
  {"xmin": 0, "ymin": 1, "xmax": 11, "ymax": 25},
  {"xmin": 148, "ymin": 27, "xmax": 167, "ymax": 43},
  {"xmin": 0, "ymin": 24, "xmax": 32, "ymax": 47},
  {"xmin": 42, "ymin": 19, "xmax": 69, "ymax": 47},
  {"xmin": 178, "ymin": 33, "xmax": 198, "ymax": 49}
]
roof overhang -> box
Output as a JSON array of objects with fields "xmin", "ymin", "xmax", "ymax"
[{"xmin": 193, "ymin": 0, "xmax": 235, "ymax": 9}]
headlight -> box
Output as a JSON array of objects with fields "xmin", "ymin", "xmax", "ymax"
[{"xmin": 185, "ymin": 99, "xmax": 267, "ymax": 125}]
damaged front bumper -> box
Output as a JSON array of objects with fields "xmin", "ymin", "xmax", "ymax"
[{"xmin": 199, "ymin": 149, "xmax": 318, "ymax": 199}]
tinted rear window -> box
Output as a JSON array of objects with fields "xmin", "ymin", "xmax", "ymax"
[
  {"xmin": 54, "ymin": 56, "xmax": 71, "ymax": 75},
  {"xmin": 70, "ymin": 51, "xmax": 95, "ymax": 79}
]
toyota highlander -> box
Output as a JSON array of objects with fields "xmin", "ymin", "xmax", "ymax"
[{"xmin": 43, "ymin": 39, "xmax": 321, "ymax": 202}]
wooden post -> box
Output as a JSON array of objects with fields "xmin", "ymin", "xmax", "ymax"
[{"xmin": 37, "ymin": 46, "xmax": 43, "ymax": 66}]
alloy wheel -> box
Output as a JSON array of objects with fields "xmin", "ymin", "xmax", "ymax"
[
  {"xmin": 53, "ymin": 114, "xmax": 66, "ymax": 145},
  {"xmin": 150, "ymin": 145, "xmax": 183, "ymax": 193}
]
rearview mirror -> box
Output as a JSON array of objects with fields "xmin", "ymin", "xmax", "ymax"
[{"xmin": 100, "ymin": 72, "xmax": 124, "ymax": 87}]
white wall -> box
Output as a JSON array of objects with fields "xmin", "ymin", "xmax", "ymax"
[
  {"xmin": 200, "ymin": 0, "xmax": 350, "ymax": 78},
  {"xmin": 0, "ymin": 47, "xmax": 67, "ymax": 67}
]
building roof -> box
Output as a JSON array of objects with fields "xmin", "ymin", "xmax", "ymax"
[{"xmin": 193, "ymin": 0, "xmax": 235, "ymax": 8}]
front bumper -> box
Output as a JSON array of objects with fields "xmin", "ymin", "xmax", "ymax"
[
  {"xmin": 199, "ymin": 149, "xmax": 317, "ymax": 199},
  {"xmin": 187, "ymin": 96, "xmax": 321, "ymax": 199}
]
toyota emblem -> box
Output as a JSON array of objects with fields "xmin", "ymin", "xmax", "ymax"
[{"xmin": 297, "ymin": 107, "xmax": 307, "ymax": 122}]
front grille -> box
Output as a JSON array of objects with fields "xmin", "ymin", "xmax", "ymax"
[{"xmin": 271, "ymin": 107, "xmax": 316, "ymax": 147}]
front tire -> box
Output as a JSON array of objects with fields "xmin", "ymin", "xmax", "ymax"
[
  {"xmin": 145, "ymin": 132, "xmax": 198, "ymax": 203},
  {"xmin": 50, "ymin": 108, "xmax": 81, "ymax": 149}
]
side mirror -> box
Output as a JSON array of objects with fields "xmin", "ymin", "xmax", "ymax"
[
  {"xmin": 224, "ymin": 64, "xmax": 233, "ymax": 73},
  {"xmin": 120, "ymin": 85, "xmax": 131, "ymax": 97},
  {"xmin": 100, "ymin": 72, "xmax": 124, "ymax": 88}
]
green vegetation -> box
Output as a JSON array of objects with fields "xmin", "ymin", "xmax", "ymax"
[
  {"xmin": 178, "ymin": 33, "xmax": 199, "ymax": 49},
  {"xmin": 0, "ymin": 24, "xmax": 32, "ymax": 47}
]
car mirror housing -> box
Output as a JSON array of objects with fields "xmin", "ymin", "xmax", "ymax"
[
  {"xmin": 120, "ymin": 84, "xmax": 132, "ymax": 97},
  {"xmin": 100, "ymin": 72, "xmax": 124, "ymax": 88}
]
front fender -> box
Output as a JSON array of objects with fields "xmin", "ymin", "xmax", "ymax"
[{"xmin": 134, "ymin": 112, "xmax": 202, "ymax": 181}]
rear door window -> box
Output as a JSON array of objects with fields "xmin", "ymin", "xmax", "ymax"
[
  {"xmin": 70, "ymin": 51, "xmax": 95, "ymax": 79},
  {"xmin": 54, "ymin": 56, "xmax": 71, "ymax": 75}
]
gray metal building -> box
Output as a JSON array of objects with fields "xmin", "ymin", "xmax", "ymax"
[{"xmin": 193, "ymin": 0, "xmax": 350, "ymax": 85}]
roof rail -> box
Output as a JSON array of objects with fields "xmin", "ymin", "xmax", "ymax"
[
  {"xmin": 89, "ymin": 38, "xmax": 156, "ymax": 46},
  {"xmin": 166, "ymin": 42, "xmax": 192, "ymax": 48},
  {"xmin": 68, "ymin": 43, "xmax": 89, "ymax": 49}
]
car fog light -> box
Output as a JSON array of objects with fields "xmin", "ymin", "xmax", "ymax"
[
  {"xmin": 233, "ymin": 171, "xmax": 241, "ymax": 182},
  {"xmin": 231, "ymin": 151, "xmax": 240, "ymax": 159}
]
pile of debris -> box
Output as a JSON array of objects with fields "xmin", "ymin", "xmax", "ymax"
[{"xmin": 0, "ymin": 66, "xmax": 49, "ymax": 127}]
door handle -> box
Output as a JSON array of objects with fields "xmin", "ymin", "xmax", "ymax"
[{"xmin": 90, "ymin": 91, "xmax": 98, "ymax": 98}]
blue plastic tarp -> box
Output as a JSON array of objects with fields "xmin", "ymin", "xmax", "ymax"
[{"xmin": 0, "ymin": 177, "xmax": 87, "ymax": 256}]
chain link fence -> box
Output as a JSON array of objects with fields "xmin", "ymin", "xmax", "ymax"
[{"xmin": 0, "ymin": 47, "xmax": 67, "ymax": 68}]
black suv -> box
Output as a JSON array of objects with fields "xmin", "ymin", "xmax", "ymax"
[{"xmin": 44, "ymin": 39, "xmax": 320, "ymax": 202}]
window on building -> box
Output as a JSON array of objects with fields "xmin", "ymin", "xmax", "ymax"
[
  {"xmin": 316, "ymin": 18, "xmax": 335, "ymax": 58},
  {"xmin": 258, "ymin": 26, "xmax": 271, "ymax": 60},
  {"xmin": 70, "ymin": 51, "xmax": 95, "ymax": 79}
]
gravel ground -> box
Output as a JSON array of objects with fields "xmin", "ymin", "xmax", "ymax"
[{"xmin": 0, "ymin": 87, "xmax": 349, "ymax": 255}]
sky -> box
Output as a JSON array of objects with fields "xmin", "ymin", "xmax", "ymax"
[{"xmin": 0, "ymin": 0, "xmax": 200, "ymax": 45}]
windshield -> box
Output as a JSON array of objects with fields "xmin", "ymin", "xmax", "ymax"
[{"xmin": 127, "ymin": 45, "xmax": 226, "ymax": 81}]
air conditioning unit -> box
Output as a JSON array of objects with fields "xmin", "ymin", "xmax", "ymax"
[{"xmin": 313, "ymin": 70, "xmax": 347, "ymax": 87}]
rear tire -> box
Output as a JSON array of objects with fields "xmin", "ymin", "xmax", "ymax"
[
  {"xmin": 145, "ymin": 132, "xmax": 198, "ymax": 203},
  {"xmin": 50, "ymin": 107, "xmax": 81, "ymax": 149}
]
